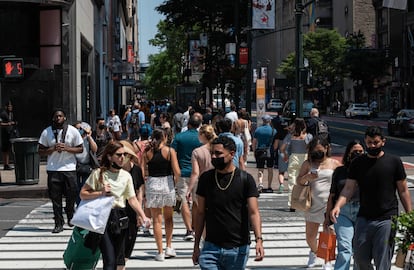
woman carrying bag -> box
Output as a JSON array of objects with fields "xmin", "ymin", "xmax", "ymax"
[
  {"xmin": 296, "ymin": 137, "xmax": 341, "ymax": 269},
  {"xmin": 80, "ymin": 141, "xmax": 150, "ymax": 270}
]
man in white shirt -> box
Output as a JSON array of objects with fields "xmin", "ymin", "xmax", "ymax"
[
  {"xmin": 225, "ymin": 103, "xmax": 238, "ymax": 123},
  {"xmin": 38, "ymin": 109, "xmax": 83, "ymax": 233}
]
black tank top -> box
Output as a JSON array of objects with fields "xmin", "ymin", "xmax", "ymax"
[{"xmin": 147, "ymin": 147, "xmax": 172, "ymax": 177}]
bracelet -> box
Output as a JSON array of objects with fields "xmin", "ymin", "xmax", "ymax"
[{"xmin": 255, "ymin": 236, "xmax": 263, "ymax": 241}]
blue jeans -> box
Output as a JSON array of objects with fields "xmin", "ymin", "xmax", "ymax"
[
  {"xmin": 354, "ymin": 217, "xmax": 395, "ymax": 270},
  {"xmin": 199, "ymin": 241, "xmax": 250, "ymax": 270},
  {"xmin": 334, "ymin": 201, "xmax": 359, "ymax": 270}
]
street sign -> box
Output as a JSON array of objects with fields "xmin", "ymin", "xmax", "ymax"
[
  {"xmin": 119, "ymin": 79, "xmax": 136, "ymax": 86},
  {"xmin": 2, "ymin": 58, "xmax": 24, "ymax": 78}
]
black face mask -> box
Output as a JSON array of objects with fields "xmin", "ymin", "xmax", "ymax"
[
  {"xmin": 366, "ymin": 147, "xmax": 382, "ymax": 157},
  {"xmin": 310, "ymin": 151, "xmax": 325, "ymax": 160},
  {"xmin": 99, "ymin": 124, "xmax": 106, "ymax": 130},
  {"xmin": 211, "ymin": 157, "xmax": 229, "ymax": 170},
  {"xmin": 111, "ymin": 162, "xmax": 123, "ymax": 170},
  {"xmin": 350, "ymin": 151, "xmax": 363, "ymax": 161}
]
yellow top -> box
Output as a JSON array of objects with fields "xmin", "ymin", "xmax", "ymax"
[{"xmin": 85, "ymin": 168, "xmax": 136, "ymax": 208}]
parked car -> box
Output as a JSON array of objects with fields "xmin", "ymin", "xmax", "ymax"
[
  {"xmin": 344, "ymin": 103, "xmax": 372, "ymax": 119},
  {"xmin": 387, "ymin": 109, "xmax": 414, "ymax": 137},
  {"xmin": 267, "ymin": 98, "xmax": 283, "ymax": 111},
  {"xmin": 282, "ymin": 99, "xmax": 314, "ymax": 120}
]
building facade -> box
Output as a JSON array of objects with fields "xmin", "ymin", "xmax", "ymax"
[{"xmin": 0, "ymin": 0, "xmax": 138, "ymax": 137}]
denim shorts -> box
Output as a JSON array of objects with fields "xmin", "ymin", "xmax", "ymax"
[{"xmin": 199, "ymin": 241, "xmax": 250, "ymax": 270}]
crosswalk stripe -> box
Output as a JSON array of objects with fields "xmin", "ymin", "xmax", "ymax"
[{"xmin": 0, "ymin": 195, "xmax": 402, "ymax": 269}]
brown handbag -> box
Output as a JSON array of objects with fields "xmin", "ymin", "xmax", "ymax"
[{"xmin": 291, "ymin": 184, "xmax": 311, "ymax": 211}]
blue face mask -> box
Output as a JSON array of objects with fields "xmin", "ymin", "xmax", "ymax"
[{"xmin": 79, "ymin": 128, "xmax": 85, "ymax": 136}]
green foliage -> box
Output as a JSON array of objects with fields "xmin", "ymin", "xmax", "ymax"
[
  {"xmin": 393, "ymin": 211, "xmax": 414, "ymax": 252},
  {"xmin": 277, "ymin": 52, "xmax": 296, "ymax": 80},
  {"xmin": 143, "ymin": 51, "xmax": 181, "ymax": 99},
  {"xmin": 303, "ymin": 29, "xmax": 347, "ymax": 80},
  {"xmin": 277, "ymin": 29, "xmax": 347, "ymax": 81},
  {"xmin": 343, "ymin": 32, "xmax": 391, "ymax": 85},
  {"xmin": 143, "ymin": 20, "xmax": 186, "ymax": 98}
]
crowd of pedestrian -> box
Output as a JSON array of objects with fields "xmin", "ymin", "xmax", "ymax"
[{"xmin": 35, "ymin": 100, "xmax": 412, "ymax": 269}]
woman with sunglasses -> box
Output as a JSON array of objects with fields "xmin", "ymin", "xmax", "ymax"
[
  {"xmin": 80, "ymin": 141, "xmax": 149, "ymax": 270},
  {"xmin": 324, "ymin": 140, "xmax": 365, "ymax": 270}
]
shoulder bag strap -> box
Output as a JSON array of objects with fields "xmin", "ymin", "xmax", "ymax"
[{"xmin": 61, "ymin": 124, "xmax": 68, "ymax": 143}]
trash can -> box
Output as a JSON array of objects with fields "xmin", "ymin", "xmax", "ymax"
[{"xmin": 11, "ymin": 137, "xmax": 39, "ymax": 185}]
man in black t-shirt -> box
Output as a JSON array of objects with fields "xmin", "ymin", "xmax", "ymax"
[
  {"xmin": 331, "ymin": 126, "xmax": 412, "ymax": 269},
  {"xmin": 192, "ymin": 136, "xmax": 264, "ymax": 269}
]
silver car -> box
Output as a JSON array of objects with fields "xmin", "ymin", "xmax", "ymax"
[
  {"xmin": 267, "ymin": 99, "xmax": 283, "ymax": 111},
  {"xmin": 344, "ymin": 103, "xmax": 372, "ymax": 119}
]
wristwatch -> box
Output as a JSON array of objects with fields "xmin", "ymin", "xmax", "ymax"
[{"xmin": 255, "ymin": 236, "xmax": 263, "ymax": 241}]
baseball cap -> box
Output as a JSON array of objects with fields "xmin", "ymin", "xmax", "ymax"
[{"xmin": 262, "ymin": 114, "xmax": 272, "ymax": 121}]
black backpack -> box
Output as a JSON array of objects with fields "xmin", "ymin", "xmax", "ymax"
[{"xmin": 129, "ymin": 110, "xmax": 139, "ymax": 127}]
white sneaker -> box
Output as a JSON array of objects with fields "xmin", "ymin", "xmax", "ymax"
[
  {"xmin": 307, "ymin": 251, "xmax": 317, "ymax": 268},
  {"xmin": 322, "ymin": 262, "xmax": 332, "ymax": 270},
  {"xmin": 165, "ymin": 247, "xmax": 176, "ymax": 258},
  {"xmin": 155, "ymin": 253, "xmax": 165, "ymax": 261}
]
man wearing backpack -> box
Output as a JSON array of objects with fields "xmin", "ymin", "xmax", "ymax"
[
  {"xmin": 127, "ymin": 101, "xmax": 145, "ymax": 141},
  {"xmin": 306, "ymin": 108, "xmax": 330, "ymax": 142}
]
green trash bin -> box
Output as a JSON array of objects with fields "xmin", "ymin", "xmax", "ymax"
[{"xmin": 11, "ymin": 137, "xmax": 40, "ymax": 185}]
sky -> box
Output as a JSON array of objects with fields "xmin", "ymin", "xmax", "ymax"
[{"xmin": 138, "ymin": 0, "xmax": 165, "ymax": 65}]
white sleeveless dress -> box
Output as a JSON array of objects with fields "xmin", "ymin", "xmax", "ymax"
[{"xmin": 304, "ymin": 169, "xmax": 333, "ymax": 224}]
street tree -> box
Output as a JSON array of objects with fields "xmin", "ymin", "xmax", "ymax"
[
  {"xmin": 343, "ymin": 31, "xmax": 391, "ymax": 102},
  {"xmin": 143, "ymin": 21, "xmax": 186, "ymax": 98},
  {"xmin": 155, "ymin": 0, "xmax": 250, "ymax": 108},
  {"xmin": 278, "ymin": 29, "xmax": 347, "ymax": 106}
]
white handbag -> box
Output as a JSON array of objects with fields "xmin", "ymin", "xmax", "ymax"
[{"xmin": 71, "ymin": 196, "xmax": 115, "ymax": 234}]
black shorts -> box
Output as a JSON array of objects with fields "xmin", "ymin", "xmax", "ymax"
[{"xmin": 254, "ymin": 149, "xmax": 274, "ymax": 169}]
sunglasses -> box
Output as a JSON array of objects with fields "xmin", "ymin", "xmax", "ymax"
[{"xmin": 114, "ymin": 152, "xmax": 126, "ymax": 157}]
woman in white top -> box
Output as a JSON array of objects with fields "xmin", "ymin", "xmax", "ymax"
[
  {"xmin": 296, "ymin": 137, "xmax": 341, "ymax": 269},
  {"xmin": 107, "ymin": 109, "xmax": 122, "ymax": 140}
]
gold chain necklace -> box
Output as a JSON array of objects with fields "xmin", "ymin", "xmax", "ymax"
[{"xmin": 215, "ymin": 169, "xmax": 235, "ymax": 191}]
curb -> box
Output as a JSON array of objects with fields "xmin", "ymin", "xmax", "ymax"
[{"xmin": 0, "ymin": 184, "xmax": 48, "ymax": 199}]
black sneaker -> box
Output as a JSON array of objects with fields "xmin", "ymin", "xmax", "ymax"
[
  {"xmin": 52, "ymin": 225, "xmax": 64, "ymax": 233},
  {"xmin": 183, "ymin": 230, "xmax": 194, "ymax": 241},
  {"xmin": 3, "ymin": 165, "xmax": 13, "ymax": 170}
]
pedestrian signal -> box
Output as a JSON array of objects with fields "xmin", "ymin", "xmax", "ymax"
[{"xmin": 2, "ymin": 58, "xmax": 24, "ymax": 78}]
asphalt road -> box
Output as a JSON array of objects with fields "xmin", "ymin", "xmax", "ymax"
[{"xmin": 0, "ymin": 199, "xmax": 47, "ymax": 238}]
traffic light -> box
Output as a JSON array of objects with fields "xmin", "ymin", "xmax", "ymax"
[{"xmin": 2, "ymin": 58, "xmax": 24, "ymax": 78}]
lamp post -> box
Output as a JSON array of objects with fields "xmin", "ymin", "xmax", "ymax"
[
  {"xmin": 295, "ymin": 0, "xmax": 314, "ymax": 118},
  {"xmin": 295, "ymin": 0, "xmax": 304, "ymax": 118}
]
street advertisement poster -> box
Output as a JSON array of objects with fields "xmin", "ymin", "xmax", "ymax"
[
  {"xmin": 256, "ymin": 79, "xmax": 266, "ymax": 126},
  {"xmin": 252, "ymin": 0, "xmax": 275, "ymax": 29},
  {"xmin": 189, "ymin": 40, "xmax": 203, "ymax": 73}
]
